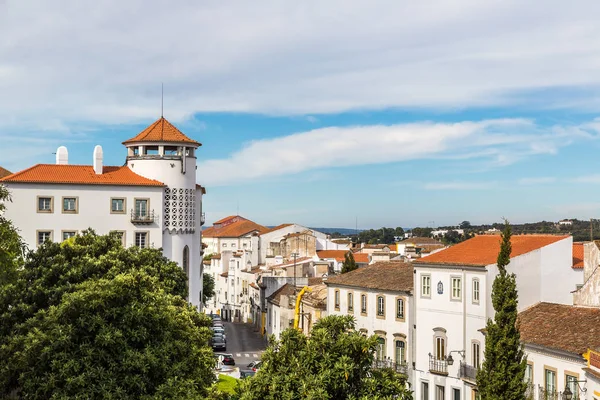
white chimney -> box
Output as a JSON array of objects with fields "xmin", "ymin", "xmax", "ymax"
[
  {"xmin": 93, "ymin": 145, "xmax": 103, "ymax": 174},
  {"xmin": 56, "ymin": 146, "xmax": 68, "ymax": 165}
]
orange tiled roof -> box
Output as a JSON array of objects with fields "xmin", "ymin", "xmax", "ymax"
[
  {"xmin": 415, "ymin": 234, "xmax": 569, "ymax": 266},
  {"xmin": 122, "ymin": 117, "xmax": 201, "ymax": 146},
  {"xmin": 202, "ymin": 218, "xmax": 269, "ymax": 238},
  {"xmin": 0, "ymin": 164, "xmax": 164, "ymax": 187},
  {"xmin": 316, "ymin": 250, "xmax": 369, "ymax": 263},
  {"xmin": 572, "ymin": 243, "xmax": 584, "ymax": 269},
  {"xmin": 260, "ymin": 223, "xmax": 294, "ymax": 235},
  {"xmin": 214, "ymin": 215, "xmax": 239, "ymax": 225},
  {"xmin": 0, "ymin": 166, "xmax": 12, "ymax": 179}
]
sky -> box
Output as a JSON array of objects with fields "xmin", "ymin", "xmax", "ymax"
[{"xmin": 2, "ymin": 0, "xmax": 600, "ymax": 228}]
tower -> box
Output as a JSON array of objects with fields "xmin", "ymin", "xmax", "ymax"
[{"xmin": 122, "ymin": 117, "xmax": 204, "ymax": 307}]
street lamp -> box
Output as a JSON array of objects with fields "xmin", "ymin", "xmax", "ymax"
[
  {"xmin": 563, "ymin": 380, "xmax": 587, "ymax": 400},
  {"xmin": 446, "ymin": 350, "xmax": 465, "ymax": 366}
]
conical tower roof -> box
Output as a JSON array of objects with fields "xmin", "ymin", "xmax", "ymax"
[{"xmin": 122, "ymin": 117, "xmax": 201, "ymax": 146}]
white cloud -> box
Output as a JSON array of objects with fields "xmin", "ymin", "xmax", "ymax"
[
  {"xmin": 573, "ymin": 174, "xmax": 600, "ymax": 184},
  {"xmin": 1, "ymin": 0, "xmax": 600, "ymax": 128},
  {"xmin": 198, "ymin": 118, "xmax": 598, "ymax": 185},
  {"xmin": 422, "ymin": 181, "xmax": 495, "ymax": 191},
  {"xmin": 518, "ymin": 177, "xmax": 557, "ymax": 185}
]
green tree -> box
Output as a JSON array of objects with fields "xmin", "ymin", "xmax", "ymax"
[
  {"xmin": 459, "ymin": 220, "xmax": 472, "ymax": 229},
  {"xmin": 237, "ymin": 315, "xmax": 412, "ymax": 400},
  {"xmin": 341, "ymin": 251, "xmax": 358, "ymax": 274},
  {"xmin": 203, "ymin": 272, "xmax": 216, "ymax": 304},
  {"xmin": 0, "ymin": 231, "xmax": 215, "ymax": 399},
  {"xmin": 0, "ymin": 185, "xmax": 26, "ymax": 286},
  {"xmin": 476, "ymin": 221, "xmax": 527, "ymax": 399}
]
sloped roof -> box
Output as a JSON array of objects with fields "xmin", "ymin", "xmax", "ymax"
[
  {"xmin": 261, "ymin": 223, "xmax": 294, "ymax": 235},
  {"xmin": 202, "ymin": 219, "xmax": 269, "ymax": 238},
  {"xmin": 572, "ymin": 243, "xmax": 584, "ymax": 269},
  {"xmin": 519, "ymin": 302, "xmax": 600, "ymax": 355},
  {"xmin": 267, "ymin": 284, "xmax": 295, "ymax": 306},
  {"xmin": 325, "ymin": 261, "xmax": 413, "ymax": 292},
  {"xmin": 401, "ymin": 237, "xmax": 444, "ymax": 245},
  {"xmin": 0, "ymin": 164, "xmax": 164, "ymax": 187},
  {"xmin": 415, "ymin": 235, "xmax": 569, "ymax": 267},
  {"xmin": 122, "ymin": 117, "xmax": 201, "ymax": 146},
  {"xmin": 317, "ymin": 250, "xmax": 369, "ymax": 263},
  {"xmin": 0, "ymin": 166, "xmax": 12, "ymax": 179}
]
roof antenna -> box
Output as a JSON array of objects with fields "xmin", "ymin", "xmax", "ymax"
[{"xmin": 161, "ymin": 83, "xmax": 164, "ymax": 118}]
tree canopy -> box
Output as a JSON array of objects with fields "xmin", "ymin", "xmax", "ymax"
[
  {"xmin": 341, "ymin": 251, "xmax": 358, "ymax": 274},
  {"xmin": 203, "ymin": 272, "xmax": 216, "ymax": 304},
  {"xmin": 237, "ymin": 315, "xmax": 412, "ymax": 400},
  {"xmin": 0, "ymin": 231, "xmax": 215, "ymax": 399},
  {"xmin": 0, "ymin": 185, "xmax": 26, "ymax": 286}
]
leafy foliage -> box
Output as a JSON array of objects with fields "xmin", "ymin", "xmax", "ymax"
[
  {"xmin": 0, "ymin": 185, "xmax": 26, "ymax": 286},
  {"xmin": 203, "ymin": 272, "xmax": 216, "ymax": 304},
  {"xmin": 353, "ymin": 227, "xmax": 405, "ymax": 244},
  {"xmin": 476, "ymin": 221, "xmax": 527, "ymax": 399},
  {"xmin": 341, "ymin": 251, "xmax": 358, "ymax": 274},
  {"xmin": 0, "ymin": 231, "xmax": 215, "ymax": 399},
  {"xmin": 237, "ymin": 315, "xmax": 412, "ymax": 400}
]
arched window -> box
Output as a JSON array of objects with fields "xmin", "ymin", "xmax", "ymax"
[
  {"xmin": 376, "ymin": 337, "xmax": 386, "ymax": 361},
  {"xmin": 395, "ymin": 340, "xmax": 406, "ymax": 365},
  {"xmin": 183, "ymin": 245, "xmax": 189, "ymax": 277}
]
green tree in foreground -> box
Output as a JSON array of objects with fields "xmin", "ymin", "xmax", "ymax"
[
  {"xmin": 0, "ymin": 185, "xmax": 26, "ymax": 286},
  {"xmin": 476, "ymin": 221, "xmax": 527, "ymax": 399},
  {"xmin": 203, "ymin": 272, "xmax": 216, "ymax": 304},
  {"xmin": 237, "ymin": 315, "xmax": 412, "ymax": 400},
  {"xmin": 0, "ymin": 231, "xmax": 215, "ymax": 399},
  {"xmin": 341, "ymin": 251, "xmax": 358, "ymax": 274}
]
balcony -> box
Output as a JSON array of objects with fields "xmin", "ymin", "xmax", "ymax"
[
  {"xmin": 372, "ymin": 359, "xmax": 408, "ymax": 375},
  {"xmin": 429, "ymin": 354, "xmax": 448, "ymax": 375},
  {"xmin": 130, "ymin": 210, "xmax": 156, "ymax": 224},
  {"xmin": 459, "ymin": 362, "xmax": 478, "ymax": 383},
  {"xmin": 537, "ymin": 386, "xmax": 562, "ymax": 400}
]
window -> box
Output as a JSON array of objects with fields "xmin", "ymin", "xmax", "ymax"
[
  {"xmin": 436, "ymin": 385, "xmax": 445, "ymax": 400},
  {"xmin": 62, "ymin": 231, "xmax": 76, "ymax": 241},
  {"xmin": 395, "ymin": 340, "xmax": 406, "ymax": 364},
  {"xmin": 435, "ymin": 337, "xmax": 446, "ymax": 360},
  {"xmin": 376, "ymin": 295, "xmax": 385, "ymax": 317},
  {"xmin": 62, "ymin": 197, "xmax": 77, "ymax": 213},
  {"xmin": 334, "ymin": 290, "xmax": 340, "ymax": 310},
  {"xmin": 361, "ymin": 294, "xmax": 367, "ymax": 315},
  {"xmin": 144, "ymin": 146, "xmax": 159, "ymax": 155},
  {"xmin": 110, "ymin": 230, "xmax": 126, "ymax": 246},
  {"xmin": 37, "ymin": 230, "xmax": 52, "ymax": 245},
  {"xmin": 451, "ymin": 277, "xmax": 462, "ymax": 300},
  {"xmin": 472, "ymin": 341, "xmax": 480, "ymax": 368},
  {"xmin": 348, "ymin": 292, "xmax": 354, "ymax": 312},
  {"xmin": 472, "ymin": 278, "xmax": 480, "ymax": 303},
  {"xmin": 396, "ymin": 297, "xmax": 405, "ymax": 320},
  {"xmin": 134, "ymin": 199, "xmax": 148, "ymax": 217},
  {"xmin": 133, "ymin": 147, "xmax": 140, "ymax": 156},
  {"xmin": 37, "ymin": 196, "xmax": 53, "ymax": 213},
  {"xmin": 545, "ymin": 367, "xmax": 556, "ymax": 394},
  {"xmin": 111, "ymin": 198, "xmax": 125, "ymax": 213},
  {"xmin": 183, "ymin": 246, "xmax": 189, "ymax": 277},
  {"xmin": 422, "ymin": 275, "xmax": 431, "ymax": 297},
  {"xmin": 232, "ymin": 243, "xmax": 236, "ymax": 248},
  {"xmin": 421, "ymin": 382, "xmax": 429, "ymax": 400},
  {"xmin": 135, "ymin": 232, "xmax": 148, "ymax": 248},
  {"xmin": 525, "ymin": 363, "xmax": 533, "ymax": 383},
  {"xmin": 376, "ymin": 337, "xmax": 386, "ymax": 361},
  {"xmin": 566, "ymin": 374, "xmax": 579, "ymax": 400},
  {"xmin": 222, "ymin": 243, "xmax": 227, "ymax": 247},
  {"xmin": 164, "ymin": 146, "xmax": 178, "ymax": 155},
  {"xmin": 452, "ymin": 389, "xmax": 460, "ymax": 400}
]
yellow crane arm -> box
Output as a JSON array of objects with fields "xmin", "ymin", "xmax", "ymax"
[{"xmin": 293, "ymin": 286, "xmax": 312, "ymax": 329}]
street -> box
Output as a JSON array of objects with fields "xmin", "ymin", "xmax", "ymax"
[{"xmin": 220, "ymin": 321, "xmax": 267, "ymax": 367}]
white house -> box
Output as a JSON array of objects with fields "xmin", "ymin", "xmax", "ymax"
[
  {"xmin": 411, "ymin": 234, "xmax": 582, "ymax": 400},
  {"xmin": 0, "ymin": 117, "xmax": 205, "ymax": 308},
  {"xmin": 325, "ymin": 261, "xmax": 414, "ymax": 379},
  {"xmin": 316, "ymin": 249, "xmax": 369, "ymax": 273}
]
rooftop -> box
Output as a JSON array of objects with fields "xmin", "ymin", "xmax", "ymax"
[
  {"xmin": 316, "ymin": 250, "xmax": 369, "ymax": 263},
  {"xmin": 325, "ymin": 261, "xmax": 413, "ymax": 292},
  {"xmin": 415, "ymin": 234, "xmax": 569, "ymax": 267},
  {"xmin": 260, "ymin": 223, "xmax": 294, "ymax": 235},
  {"xmin": 0, "ymin": 166, "xmax": 12, "ymax": 179},
  {"xmin": 0, "ymin": 164, "xmax": 164, "ymax": 187},
  {"xmin": 401, "ymin": 236, "xmax": 445, "ymax": 246},
  {"xmin": 122, "ymin": 117, "xmax": 201, "ymax": 146},
  {"xmin": 202, "ymin": 217, "xmax": 268, "ymax": 238},
  {"xmin": 572, "ymin": 243, "xmax": 584, "ymax": 269},
  {"xmin": 519, "ymin": 302, "xmax": 600, "ymax": 355},
  {"xmin": 267, "ymin": 284, "xmax": 296, "ymax": 306}
]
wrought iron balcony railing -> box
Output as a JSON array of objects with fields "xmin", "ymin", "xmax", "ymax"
[
  {"xmin": 429, "ymin": 354, "xmax": 448, "ymax": 375},
  {"xmin": 372, "ymin": 359, "xmax": 408, "ymax": 375},
  {"xmin": 131, "ymin": 210, "xmax": 155, "ymax": 224},
  {"xmin": 459, "ymin": 361, "xmax": 478, "ymax": 382}
]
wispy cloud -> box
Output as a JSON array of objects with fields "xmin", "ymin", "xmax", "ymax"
[
  {"xmin": 572, "ymin": 174, "xmax": 600, "ymax": 184},
  {"xmin": 198, "ymin": 118, "xmax": 598, "ymax": 186},
  {"xmin": 422, "ymin": 181, "xmax": 495, "ymax": 191},
  {"xmin": 518, "ymin": 177, "xmax": 557, "ymax": 185}
]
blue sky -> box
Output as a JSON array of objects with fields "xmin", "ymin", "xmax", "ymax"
[{"xmin": 2, "ymin": 1, "xmax": 600, "ymax": 228}]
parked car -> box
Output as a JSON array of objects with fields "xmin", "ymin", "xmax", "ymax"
[
  {"xmin": 212, "ymin": 320, "xmax": 224, "ymax": 327},
  {"xmin": 211, "ymin": 327, "xmax": 226, "ymax": 340},
  {"xmin": 240, "ymin": 370, "xmax": 256, "ymax": 379},
  {"xmin": 212, "ymin": 333, "xmax": 226, "ymax": 345},
  {"xmin": 247, "ymin": 361, "xmax": 262, "ymax": 371},
  {"xmin": 211, "ymin": 336, "xmax": 226, "ymax": 351},
  {"xmin": 214, "ymin": 353, "xmax": 235, "ymax": 366},
  {"xmin": 210, "ymin": 314, "xmax": 221, "ymax": 321}
]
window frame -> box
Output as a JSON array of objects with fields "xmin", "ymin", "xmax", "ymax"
[
  {"xmin": 565, "ymin": 371, "xmax": 580, "ymax": 400},
  {"xmin": 394, "ymin": 338, "xmax": 406, "ymax": 365},
  {"xmin": 61, "ymin": 230, "xmax": 77, "ymax": 241},
  {"xmin": 376, "ymin": 336, "xmax": 386, "ymax": 361},
  {"xmin": 37, "ymin": 196, "xmax": 54, "ymax": 213},
  {"xmin": 421, "ymin": 381, "xmax": 429, "ymax": 400},
  {"xmin": 376, "ymin": 294, "xmax": 385, "ymax": 318},
  {"xmin": 110, "ymin": 197, "xmax": 126, "ymax": 214},
  {"xmin": 110, "ymin": 230, "xmax": 127, "ymax": 246},
  {"xmin": 61, "ymin": 196, "xmax": 78, "ymax": 214},
  {"xmin": 433, "ymin": 328, "xmax": 447, "ymax": 361},
  {"xmin": 360, "ymin": 293, "xmax": 367, "ymax": 315},
  {"xmin": 421, "ymin": 274, "xmax": 431, "ymax": 298},
  {"xmin": 36, "ymin": 230, "xmax": 53, "ymax": 246},
  {"xmin": 450, "ymin": 276, "xmax": 462, "ymax": 301},
  {"xmin": 395, "ymin": 296, "xmax": 406, "ymax": 321},
  {"xmin": 452, "ymin": 388, "xmax": 460, "ymax": 400},
  {"xmin": 135, "ymin": 231, "xmax": 149, "ymax": 249},
  {"xmin": 471, "ymin": 340, "xmax": 481, "ymax": 368},
  {"xmin": 334, "ymin": 289, "xmax": 340, "ymax": 311},
  {"xmin": 347, "ymin": 291, "xmax": 354, "ymax": 313},
  {"xmin": 544, "ymin": 366, "xmax": 557, "ymax": 394},
  {"xmin": 435, "ymin": 384, "xmax": 445, "ymax": 400},
  {"xmin": 133, "ymin": 198, "xmax": 150, "ymax": 217},
  {"xmin": 472, "ymin": 278, "xmax": 480, "ymax": 304}
]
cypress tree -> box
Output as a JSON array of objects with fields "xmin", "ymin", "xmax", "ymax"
[
  {"xmin": 476, "ymin": 221, "xmax": 527, "ymax": 399},
  {"xmin": 341, "ymin": 251, "xmax": 358, "ymax": 274}
]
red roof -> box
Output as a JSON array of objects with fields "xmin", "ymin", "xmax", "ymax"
[
  {"xmin": 260, "ymin": 223, "xmax": 294, "ymax": 235},
  {"xmin": 0, "ymin": 164, "xmax": 164, "ymax": 187},
  {"xmin": 572, "ymin": 243, "xmax": 584, "ymax": 269},
  {"xmin": 122, "ymin": 117, "xmax": 201, "ymax": 146},
  {"xmin": 317, "ymin": 250, "xmax": 369, "ymax": 263},
  {"xmin": 0, "ymin": 166, "xmax": 12, "ymax": 179},
  {"xmin": 202, "ymin": 218, "xmax": 268, "ymax": 238},
  {"xmin": 415, "ymin": 235, "xmax": 569, "ymax": 266}
]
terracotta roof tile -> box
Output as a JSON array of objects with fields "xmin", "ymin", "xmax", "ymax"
[
  {"xmin": 573, "ymin": 243, "xmax": 584, "ymax": 269},
  {"xmin": 0, "ymin": 166, "xmax": 12, "ymax": 179},
  {"xmin": 202, "ymin": 219, "xmax": 268, "ymax": 238},
  {"xmin": 325, "ymin": 261, "xmax": 413, "ymax": 292},
  {"xmin": 317, "ymin": 250, "xmax": 369, "ymax": 263},
  {"xmin": 0, "ymin": 164, "xmax": 164, "ymax": 187},
  {"xmin": 519, "ymin": 302, "xmax": 600, "ymax": 355},
  {"xmin": 220, "ymin": 272, "xmax": 229, "ymax": 278},
  {"xmin": 122, "ymin": 117, "xmax": 201, "ymax": 146},
  {"xmin": 415, "ymin": 235, "xmax": 569, "ymax": 266},
  {"xmin": 267, "ymin": 284, "xmax": 296, "ymax": 306},
  {"xmin": 260, "ymin": 223, "xmax": 294, "ymax": 235},
  {"xmin": 250, "ymin": 282, "xmax": 260, "ymax": 290}
]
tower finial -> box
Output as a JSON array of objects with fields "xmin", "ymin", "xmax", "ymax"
[{"xmin": 161, "ymin": 83, "xmax": 164, "ymax": 118}]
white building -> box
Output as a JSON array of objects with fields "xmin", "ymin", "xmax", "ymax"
[
  {"xmin": 411, "ymin": 234, "xmax": 582, "ymax": 400},
  {"xmin": 0, "ymin": 117, "xmax": 206, "ymax": 308},
  {"xmin": 325, "ymin": 261, "xmax": 414, "ymax": 379}
]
